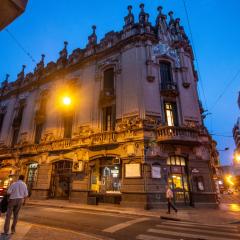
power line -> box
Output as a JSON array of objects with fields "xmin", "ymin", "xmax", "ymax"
[
  {"xmin": 210, "ymin": 69, "xmax": 240, "ymax": 111},
  {"xmin": 5, "ymin": 28, "xmax": 36, "ymax": 63},
  {"xmin": 210, "ymin": 134, "xmax": 233, "ymax": 138},
  {"xmin": 182, "ymin": 0, "xmax": 208, "ymax": 110}
]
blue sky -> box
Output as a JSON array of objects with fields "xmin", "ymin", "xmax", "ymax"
[{"xmin": 0, "ymin": 0, "xmax": 239, "ymax": 165}]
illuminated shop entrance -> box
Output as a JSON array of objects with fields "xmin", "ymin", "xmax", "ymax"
[
  {"xmin": 26, "ymin": 163, "xmax": 38, "ymax": 196},
  {"xmin": 90, "ymin": 157, "xmax": 121, "ymax": 203},
  {"xmin": 167, "ymin": 156, "xmax": 190, "ymax": 205},
  {"xmin": 50, "ymin": 160, "xmax": 72, "ymax": 199}
]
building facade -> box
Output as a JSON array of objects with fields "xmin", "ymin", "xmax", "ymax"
[
  {"xmin": 0, "ymin": 4, "xmax": 217, "ymax": 208},
  {"xmin": 233, "ymin": 92, "xmax": 240, "ymax": 161}
]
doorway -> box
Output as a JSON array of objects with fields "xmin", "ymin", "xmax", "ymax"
[
  {"xmin": 50, "ymin": 160, "xmax": 72, "ymax": 199},
  {"xmin": 26, "ymin": 163, "xmax": 38, "ymax": 196},
  {"xmin": 167, "ymin": 156, "xmax": 190, "ymax": 205}
]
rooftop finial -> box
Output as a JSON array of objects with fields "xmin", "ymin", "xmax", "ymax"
[
  {"xmin": 5, "ymin": 74, "xmax": 9, "ymax": 82},
  {"xmin": 64, "ymin": 41, "xmax": 68, "ymax": 48},
  {"xmin": 140, "ymin": 3, "xmax": 145, "ymax": 12},
  {"xmin": 127, "ymin": 5, "xmax": 132, "ymax": 14},
  {"xmin": 157, "ymin": 6, "xmax": 163, "ymax": 15},
  {"xmin": 22, "ymin": 65, "xmax": 26, "ymax": 71},
  {"xmin": 92, "ymin": 25, "xmax": 96, "ymax": 34},
  {"xmin": 168, "ymin": 11, "xmax": 174, "ymax": 20},
  {"xmin": 41, "ymin": 54, "xmax": 45, "ymax": 62}
]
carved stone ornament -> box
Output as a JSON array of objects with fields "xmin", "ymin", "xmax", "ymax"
[{"xmin": 152, "ymin": 43, "xmax": 180, "ymax": 68}]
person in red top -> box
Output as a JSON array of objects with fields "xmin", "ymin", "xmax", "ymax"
[{"xmin": 166, "ymin": 185, "xmax": 178, "ymax": 214}]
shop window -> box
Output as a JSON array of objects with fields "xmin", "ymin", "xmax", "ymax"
[
  {"xmin": 167, "ymin": 156, "xmax": 190, "ymax": 204},
  {"xmin": 102, "ymin": 105, "xmax": 116, "ymax": 131},
  {"xmin": 164, "ymin": 102, "xmax": 178, "ymax": 126},
  {"xmin": 160, "ymin": 61, "xmax": 173, "ymax": 85},
  {"xmin": 63, "ymin": 115, "xmax": 73, "ymax": 138},
  {"xmin": 103, "ymin": 68, "xmax": 114, "ymax": 91}
]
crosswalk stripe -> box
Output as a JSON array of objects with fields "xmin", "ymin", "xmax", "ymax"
[
  {"xmin": 156, "ymin": 225, "xmax": 240, "ymax": 238},
  {"xmin": 163, "ymin": 220, "xmax": 238, "ymax": 230},
  {"xmin": 160, "ymin": 221, "xmax": 239, "ymax": 232},
  {"xmin": 148, "ymin": 228, "xmax": 238, "ymax": 240},
  {"xmin": 136, "ymin": 234, "xmax": 172, "ymax": 240},
  {"xmin": 102, "ymin": 217, "xmax": 149, "ymax": 233}
]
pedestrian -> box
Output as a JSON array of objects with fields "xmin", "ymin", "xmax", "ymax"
[
  {"xmin": 1, "ymin": 175, "xmax": 28, "ymax": 236},
  {"xmin": 166, "ymin": 185, "xmax": 178, "ymax": 214}
]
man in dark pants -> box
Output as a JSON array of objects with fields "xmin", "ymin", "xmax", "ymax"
[
  {"xmin": 2, "ymin": 175, "xmax": 28, "ymax": 235},
  {"xmin": 166, "ymin": 185, "xmax": 178, "ymax": 214}
]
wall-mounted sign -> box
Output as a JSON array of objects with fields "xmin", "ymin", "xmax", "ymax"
[
  {"xmin": 151, "ymin": 165, "xmax": 161, "ymax": 179},
  {"xmin": 72, "ymin": 160, "xmax": 84, "ymax": 172},
  {"xmin": 125, "ymin": 163, "xmax": 141, "ymax": 178}
]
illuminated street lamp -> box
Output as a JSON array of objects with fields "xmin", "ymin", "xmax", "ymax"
[
  {"xmin": 62, "ymin": 96, "xmax": 71, "ymax": 106},
  {"xmin": 235, "ymin": 154, "xmax": 240, "ymax": 163}
]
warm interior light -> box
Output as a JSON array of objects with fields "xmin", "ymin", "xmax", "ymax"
[{"xmin": 62, "ymin": 96, "xmax": 71, "ymax": 106}]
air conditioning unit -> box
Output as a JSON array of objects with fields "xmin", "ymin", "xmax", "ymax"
[{"xmin": 72, "ymin": 160, "xmax": 84, "ymax": 172}]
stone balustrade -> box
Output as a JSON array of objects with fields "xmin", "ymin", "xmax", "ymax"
[{"xmin": 157, "ymin": 126, "xmax": 199, "ymax": 144}]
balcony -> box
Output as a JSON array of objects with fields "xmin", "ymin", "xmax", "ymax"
[
  {"xmin": 157, "ymin": 126, "xmax": 199, "ymax": 145},
  {"xmin": 99, "ymin": 88, "xmax": 115, "ymax": 105},
  {"xmin": 160, "ymin": 82, "xmax": 179, "ymax": 97}
]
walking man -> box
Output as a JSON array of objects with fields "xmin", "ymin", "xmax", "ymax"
[
  {"xmin": 166, "ymin": 185, "xmax": 178, "ymax": 214},
  {"xmin": 2, "ymin": 175, "xmax": 28, "ymax": 235}
]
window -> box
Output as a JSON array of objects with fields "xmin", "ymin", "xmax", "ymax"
[
  {"xmin": 164, "ymin": 102, "xmax": 178, "ymax": 126},
  {"xmin": 102, "ymin": 105, "xmax": 116, "ymax": 131},
  {"xmin": 0, "ymin": 113, "xmax": 5, "ymax": 134},
  {"xmin": 34, "ymin": 123, "xmax": 43, "ymax": 144},
  {"xmin": 160, "ymin": 62, "xmax": 173, "ymax": 84},
  {"xmin": 11, "ymin": 128, "xmax": 20, "ymax": 147},
  {"xmin": 63, "ymin": 115, "xmax": 73, "ymax": 138},
  {"xmin": 103, "ymin": 68, "xmax": 114, "ymax": 90}
]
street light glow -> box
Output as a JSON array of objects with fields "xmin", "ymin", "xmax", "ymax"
[
  {"xmin": 62, "ymin": 96, "xmax": 71, "ymax": 106},
  {"xmin": 226, "ymin": 175, "xmax": 234, "ymax": 186}
]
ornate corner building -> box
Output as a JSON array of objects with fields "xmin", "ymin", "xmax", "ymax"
[{"xmin": 0, "ymin": 4, "xmax": 218, "ymax": 208}]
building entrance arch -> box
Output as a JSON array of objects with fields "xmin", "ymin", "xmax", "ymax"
[
  {"xmin": 26, "ymin": 163, "xmax": 38, "ymax": 196},
  {"xmin": 50, "ymin": 160, "xmax": 72, "ymax": 199}
]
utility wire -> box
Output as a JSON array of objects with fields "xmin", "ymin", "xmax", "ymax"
[
  {"xmin": 182, "ymin": 0, "xmax": 208, "ymax": 110},
  {"xmin": 210, "ymin": 134, "xmax": 232, "ymax": 138},
  {"xmin": 5, "ymin": 28, "xmax": 36, "ymax": 63},
  {"xmin": 210, "ymin": 69, "xmax": 240, "ymax": 111}
]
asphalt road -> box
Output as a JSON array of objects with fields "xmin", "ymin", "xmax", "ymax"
[{"xmin": 18, "ymin": 205, "xmax": 240, "ymax": 240}]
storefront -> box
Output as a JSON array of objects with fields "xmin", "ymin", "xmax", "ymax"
[
  {"xmin": 90, "ymin": 157, "xmax": 122, "ymax": 203},
  {"xmin": 26, "ymin": 163, "xmax": 38, "ymax": 196},
  {"xmin": 0, "ymin": 166, "xmax": 15, "ymax": 188},
  {"xmin": 49, "ymin": 160, "xmax": 73, "ymax": 199},
  {"xmin": 167, "ymin": 156, "xmax": 190, "ymax": 205}
]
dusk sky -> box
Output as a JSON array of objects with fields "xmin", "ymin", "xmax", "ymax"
[{"xmin": 0, "ymin": 0, "xmax": 239, "ymax": 165}]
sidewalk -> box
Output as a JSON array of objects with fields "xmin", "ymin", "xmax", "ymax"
[
  {"xmin": 27, "ymin": 199, "xmax": 240, "ymax": 225},
  {"xmin": 0, "ymin": 217, "xmax": 110, "ymax": 240}
]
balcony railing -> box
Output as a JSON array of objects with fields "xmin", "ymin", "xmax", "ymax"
[
  {"xmin": 99, "ymin": 88, "xmax": 115, "ymax": 105},
  {"xmin": 157, "ymin": 126, "xmax": 199, "ymax": 144},
  {"xmin": 160, "ymin": 82, "xmax": 178, "ymax": 97}
]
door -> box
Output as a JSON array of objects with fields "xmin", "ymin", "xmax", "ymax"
[
  {"xmin": 26, "ymin": 163, "xmax": 38, "ymax": 196},
  {"xmin": 167, "ymin": 156, "xmax": 190, "ymax": 205},
  {"xmin": 50, "ymin": 160, "xmax": 72, "ymax": 199}
]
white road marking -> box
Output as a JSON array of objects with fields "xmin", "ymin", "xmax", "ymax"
[
  {"xmin": 156, "ymin": 224, "xmax": 240, "ymax": 237},
  {"xmin": 164, "ymin": 220, "xmax": 238, "ymax": 229},
  {"xmin": 148, "ymin": 228, "xmax": 239, "ymax": 240},
  {"xmin": 136, "ymin": 234, "xmax": 172, "ymax": 240},
  {"xmin": 103, "ymin": 217, "xmax": 150, "ymax": 233},
  {"xmin": 161, "ymin": 221, "xmax": 239, "ymax": 232}
]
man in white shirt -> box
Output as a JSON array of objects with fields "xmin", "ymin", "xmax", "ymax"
[{"xmin": 2, "ymin": 175, "xmax": 28, "ymax": 235}]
